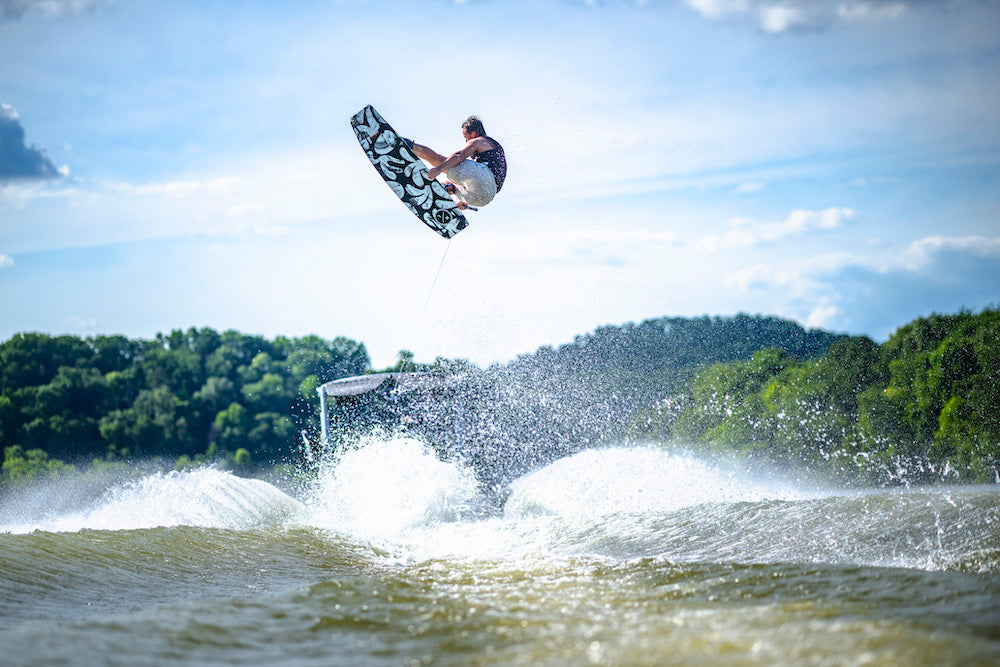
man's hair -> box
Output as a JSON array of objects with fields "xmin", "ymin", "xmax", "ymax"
[{"xmin": 462, "ymin": 116, "xmax": 486, "ymax": 136}]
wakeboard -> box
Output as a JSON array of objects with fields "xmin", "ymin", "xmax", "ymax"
[{"xmin": 351, "ymin": 105, "xmax": 468, "ymax": 239}]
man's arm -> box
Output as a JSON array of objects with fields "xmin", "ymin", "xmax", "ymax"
[{"xmin": 427, "ymin": 139, "xmax": 481, "ymax": 180}]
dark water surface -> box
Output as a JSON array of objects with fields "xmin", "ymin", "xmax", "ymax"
[{"xmin": 2, "ymin": 441, "xmax": 998, "ymax": 665}]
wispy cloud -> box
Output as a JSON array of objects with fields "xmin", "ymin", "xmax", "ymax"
[
  {"xmin": 685, "ymin": 0, "xmax": 911, "ymax": 33},
  {"xmin": 725, "ymin": 235, "xmax": 1000, "ymax": 335},
  {"xmin": 892, "ymin": 234, "xmax": 1000, "ymax": 272},
  {"xmin": 0, "ymin": 103, "xmax": 65, "ymax": 183},
  {"xmin": 104, "ymin": 177, "xmax": 238, "ymax": 198},
  {"xmin": 62, "ymin": 314, "xmax": 98, "ymax": 333},
  {"xmin": 0, "ymin": 0, "xmax": 110, "ymax": 22},
  {"xmin": 698, "ymin": 207, "xmax": 853, "ymax": 251},
  {"xmin": 0, "ymin": 254, "xmax": 14, "ymax": 269}
]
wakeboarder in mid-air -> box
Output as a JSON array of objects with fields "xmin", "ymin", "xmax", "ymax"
[
  {"xmin": 351, "ymin": 106, "xmax": 502, "ymax": 238},
  {"xmin": 406, "ymin": 116, "xmax": 507, "ymax": 210}
]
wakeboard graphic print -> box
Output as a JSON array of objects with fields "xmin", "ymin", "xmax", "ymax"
[{"xmin": 351, "ymin": 105, "xmax": 468, "ymax": 239}]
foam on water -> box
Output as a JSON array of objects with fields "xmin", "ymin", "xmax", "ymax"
[
  {"xmin": 292, "ymin": 435, "xmax": 515, "ymax": 560},
  {"xmin": 296, "ymin": 439, "xmax": 999, "ymax": 571},
  {"xmin": 504, "ymin": 446, "xmax": 805, "ymax": 519},
  {"xmin": 2, "ymin": 467, "xmax": 303, "ymax": 534},
  {"xmin": 302, "ymin": 436, "xmax": 484, "ymax": 542},
  {"xmin": 293, "ymin": 438, "xmax": 814, "ymax": 562},
  {"xmin": 3, "ymin": 439, "xmax": 995, "ymax": 572}
]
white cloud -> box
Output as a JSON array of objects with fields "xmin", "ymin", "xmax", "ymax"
[
  {"xmin": 837, "ymin": 1, "xmax": 908, "ymax": 22},
  {"xmin": 724, "ymin": 234, "xmax": 1000, "ymax": 338},
  {"xmin": 225, "ymin": 203, "xmax": 267, "ymax": 218},
  {"xmin": 0, "ymin": 254, "xmax": 14, "ymax": 268},
  {"xmin": 698, "ymin": 207, "xmax": 853, "ymax": 251},
  {"xmin": 684, "ymin": 0, "xmax": 912, "ymax": 33},
  {"xmin": 726, "ymin": 263, "xmax": 786, "ymax": 292},
  {"xmin": 727, "ymin": 235, "xmax": 1000, "ymax": 292},
  {"xmin": 894, "ymin": 234, "xmax": 1000, "ymax": 272},
  {"xmin": 0, "ymin": 140, "xmax": 384, "ymax": 254},
  {"xmin": 736, "ymin": 181, "xmax": 765, "ymax": 193},
  {"xmin": 62, "ymin": 314, "xmax": 98, "ymax": 333},
  {"xmin": 0, "ymin": 0, "xmax": 110, "ymax": 21},
  {"xmin": 104, "ymin": 177, "xmax": 238, "ymax": 198},
  {"xmin": 804, "ymin": 303, "xmax": 840, "ymax": 330},
  {"xmin": 685, "ymin": 0, "xmax": 751, "ymax": 19},
  {"xmin": 758, "ymin": 4, "xmax": 807, "ymax": 33}
]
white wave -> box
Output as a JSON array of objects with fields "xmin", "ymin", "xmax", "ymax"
[
  {"xmin": 4, "ymin": 467, "xmax": 303, "ymax": 533},
  {"xmin": 505, "ymin": 447, "xmax": 805, "ymax": 519},
  {"xmin": 296, "ymin": 441, "xmax": 814, "ymax": 562},
  {"xmin": 302, "ymin": 436, "xmax": 484, "ymax": 543}
]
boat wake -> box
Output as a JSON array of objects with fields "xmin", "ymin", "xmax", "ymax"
[{"xmin": 2, "ymin": 438, "xmax": 997, "ymax": 573}]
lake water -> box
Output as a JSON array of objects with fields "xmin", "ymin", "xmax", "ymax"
[{"xmin": 2, "ymin": 439, "xmax": 998, "ymax": 665}]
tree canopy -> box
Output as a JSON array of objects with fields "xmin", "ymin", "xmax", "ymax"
[
  {"xmin": 0, "ymin": 328, "xmax": 369, "ymax": 488},
  {"xmin": 2, "ymin": 310, "xmax": 997, "ymax": 491},
  {"xmin": 630, "ymin": 309, "xmax": 1000, "ymax": 484}
]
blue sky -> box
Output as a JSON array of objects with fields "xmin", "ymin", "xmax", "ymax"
[{"xmin": 1, "ymin": 0, "xmax": 998, "ymax": 368}]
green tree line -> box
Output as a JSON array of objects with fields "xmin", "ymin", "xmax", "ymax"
[
  {"xmin": 1, "ymin": 328, "xmax": 369, "ymax": 488},
  {"xmin": 629, "ymin": 309, "xmax": 1000, "ymax": 484},
  {"xmin": 4, "ymin": 310, "xmax": 997, "ymax": 491}
]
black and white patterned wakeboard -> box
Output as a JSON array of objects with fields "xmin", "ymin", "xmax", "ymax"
[{"xmin": 351, "ymin": 105, "xmax": 468, "ymax": 239}]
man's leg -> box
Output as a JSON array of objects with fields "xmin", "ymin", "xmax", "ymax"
[{"xmin": 411, "ymin": 142, "xmax": 447, "ymax": 168}]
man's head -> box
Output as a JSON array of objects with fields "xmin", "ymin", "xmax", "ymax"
[{"xmin": 462, "ymin": 116, "xmax": 486, "ymax": 138}]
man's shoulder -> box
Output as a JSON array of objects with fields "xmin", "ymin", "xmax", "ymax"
[{"xmin": 470, "ymin": 136, "xmax": 498, "ymax": 153}]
